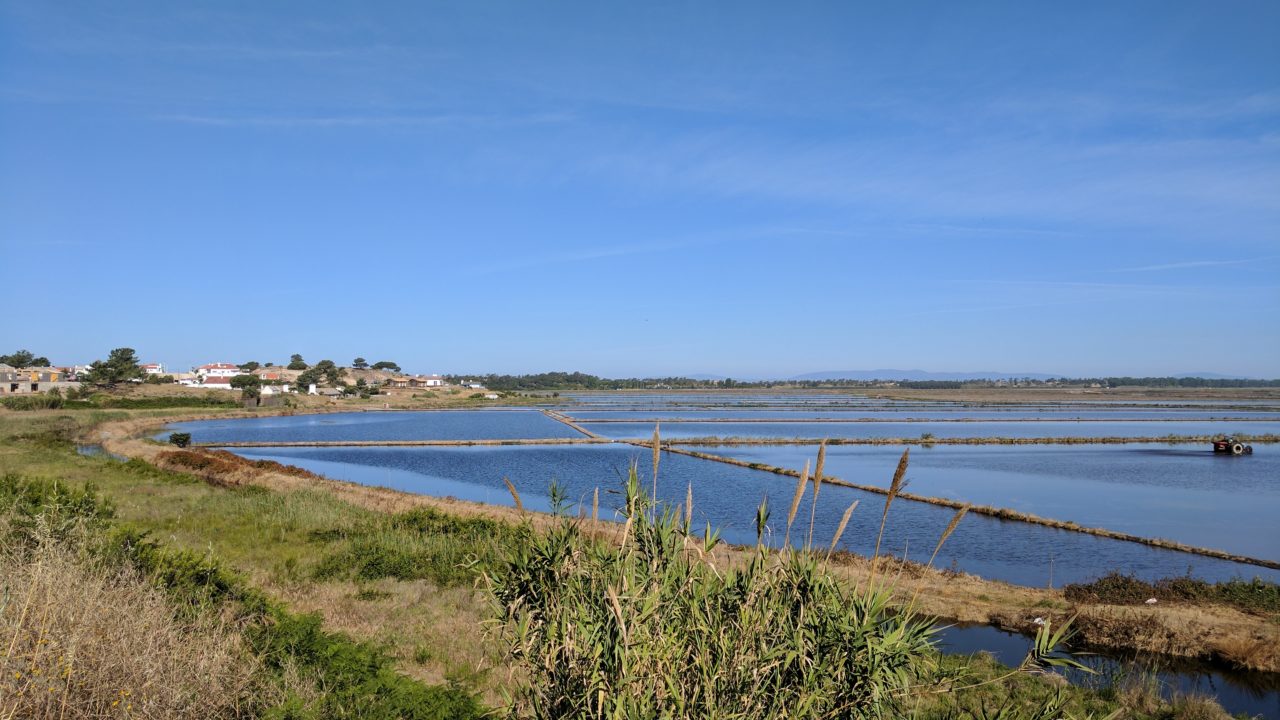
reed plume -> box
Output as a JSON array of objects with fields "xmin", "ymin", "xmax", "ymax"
[
  {"xmin": 685, "ymin": 482, "xmax": 693, "ymax": 531},
  {"xmin": 827, "ymin": 500, "xmax": 859, "ymax": 556},
  {"xmin": 504, "ymin": 476, "xmax": 523, "ymax": 512},
  {"xmin": 784, "ymin": 460, "xmax": 809, "ymax": 548},
  {"xmin": 651, "ymin": 424, "xmax": 661, "ymax": 514},
  {"xmin": 928, "ymin": 504, "xmax": 969, "ymax": 568},
  {"xmin": 867, "ymin": 449, "xmax": 909, "ymax": 589},
  {"xmin": 806, "ymin": 440, "xmax": 827, "ymax": 549}
]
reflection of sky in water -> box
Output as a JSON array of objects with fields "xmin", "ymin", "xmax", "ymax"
[
  {"xmin": 162, "ymin": 410, "xmax": 581, "ymax": 443},
  {"xmin": 698, "ymin": 443, "xmax": 1280, "ymax": 559},
  {"xmin": 580, "ymin": 420, "xmax": 1280, "ymax": 440},
  {"xmin": 566, "ymin": 410, "xmax": 1280, "ymax": 421},
  {"xmin": 937, "ymin": 625, "xmax": 1280, "ymax": 719},
  {"xmin": 232, "ymin": 444, "xmax": 1280, "ymax": 588}
]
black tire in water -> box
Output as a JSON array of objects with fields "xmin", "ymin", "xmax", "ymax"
[{"xmin": 1245, "ymin": 445, "xmax": 1253, "ymax": 454}]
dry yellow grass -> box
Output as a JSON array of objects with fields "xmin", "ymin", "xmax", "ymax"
[{"xmin": 0, "ymin": 529, "xmax": 258, "ymax": 719}]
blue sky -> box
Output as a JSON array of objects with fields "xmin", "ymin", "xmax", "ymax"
[{"xmin": 2, "ymin": 1, "xmax": 1277, "ymax": 378}]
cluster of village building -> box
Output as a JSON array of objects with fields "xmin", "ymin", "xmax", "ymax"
[{"xmin": 0, "ymin": 361, "xmax": 484, "ymax": 397}]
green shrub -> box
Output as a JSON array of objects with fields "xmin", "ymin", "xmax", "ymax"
[
  {"xmin": 1063, "ymin": 572, "xmax": 1280, "ymax": 616},
  {"xmin": 0, "ymin": 391, "xmax": 64, "ymax": 410},
  {"xmin": 486, "ymin": 468, "xmax": 940, "ymax": 719},
  {"xmin": 168, "ymin": 431, "xmax": 192, "ymax": 448},
  {"xmin": 252, "ymin": 612, "xmax": 483, "ymax": 720},
  {"xmin": 0, "ymin": 472, "xmax": 114, "ymax": 545},
  {"xmin": 59, "ymin": 394, "xmax": 239, "ymax": 409},
  {"xmin": 311, "ymin": 506, "xmax": 526, "ymax": 586}
]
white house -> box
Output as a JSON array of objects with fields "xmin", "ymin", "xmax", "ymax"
[
  {"xmin": 421, "ymin": 375, "xmax": 445, "ymax": 387},
  {"xmin": 260, "ymin": 384, "xmax": 291, "ymax": 396},
  {"xmin": 195, "ymin": 363, "xmax": 240, "ymax": 379},
  {"xmin": 140, "ymin": 363, "xmax": 166, "ymax": 375},
  {"xmin": 201, "ymin": 376, "xmax": 235, "ymax": 390}
]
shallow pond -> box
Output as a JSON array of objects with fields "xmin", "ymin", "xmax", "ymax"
[
  {"xmin": 161, "ymin": 410, "xmax": 581, "ymax": 443},
  {"xmin": 694, "ymin": 443, "xmax": 1280, "ymax": 559},
  {"xmin": 937, "ymin": 624, "xmax": 1280, "ymax": 718},
  {"xmin": 228, "ymin": 444, "xmax": 1280, "ymax": 587}
]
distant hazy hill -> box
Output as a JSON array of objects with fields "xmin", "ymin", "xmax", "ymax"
[{"xmin": 789, "ymin": 369, "xmax": 1059, "ymax": 381}]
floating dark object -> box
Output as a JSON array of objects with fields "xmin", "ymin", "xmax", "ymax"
[{"xmin": 1212, "ymin": 437, "xmax": 1253, "ymax": 455}]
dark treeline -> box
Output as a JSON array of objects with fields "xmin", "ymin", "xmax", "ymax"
[
  {"xmin": 1083, "ymin": 377, "xmax": 1280, "ymax": 388},
  {"xmin": 447, "ymin": 372, "xmax": 714, "ymax": 391},
  {"xmin": 448, "ymin": 372, "xmax": 1277, "ymax": 392}
]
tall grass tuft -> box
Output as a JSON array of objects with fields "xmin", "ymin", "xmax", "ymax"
[{"xmin": 485, "ymin": 463, "xmax": 941, "ymax": 719}]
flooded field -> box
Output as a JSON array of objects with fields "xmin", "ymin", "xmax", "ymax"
[
  {"xmin": 692, "ymin": 443, "xmax": 1280, "ymax": 558},
  {"xmin": 164, "ymin": 394, "xmax": 1280, "ymax": 587},
  {"xmin": 566, "ymin": 408, "xmax": 1280, "ymax": 421},
  {"xmin": 169, "ymin": 394, "xmax": 1280, "ymax": 716},
  {"xmin": 577, "ymin": 419, "xmax": 1279, "ymax": 440},
  {"xmin": 162, "ymin": 409, "xmax": 581, "ymax": 443},
  {"xmin": 229, "ymin": 443, "xmax": 1279, "ymax": 587}
]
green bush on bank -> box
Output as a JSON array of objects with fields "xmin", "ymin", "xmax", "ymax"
[
  {"xmin": 1063, "ymin": 572, "xmax": 1280, "ymax": 616},
  {"xmin": 0, "ymin": 392, "xmax": 239, "ymax": 410},
  {"xmin": 311, "ymin": 506, "xmax": 528, "ymax": 586}
]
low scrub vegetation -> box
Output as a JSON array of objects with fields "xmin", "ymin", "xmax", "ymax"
[
  {"xmin": 1, "ymin": 393, "xmax": 240, "ymax": 411},
  {"xmin": 311, "ymin": 506, "xmax": 528, "ymax": 586},
  {"xmin": 0, "ymin": 472, "xmax": 485, "ymax": 719},
  {"xmin": 1063, "ymin": 572, "xmax": 1280, "ymax": 617}
]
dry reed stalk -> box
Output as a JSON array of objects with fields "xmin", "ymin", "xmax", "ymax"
[
  {"xmin": 806, "ymin": 441, "xmax": 827, "ymax": 549},
  {"xmin": 503, "ymin": 477, "xmax": 523, "ymax": 512},
  {"xmin": 784, "ymin": 460, "xmax": 809, "ymax": 548},
  {"xmin": 928, "ymin": 504, "xmax": 969, "ymax": 568},
  {"xmin": 907, "ymin": 504, "xmax": 970, "ymax": 612},
  {"xmin": 869, "ymin": 449, "xmax": 910, "ymax": 586},
  {"xmin": 827, "ymin": 500, "xmax": 859, "ymax": 556},
  {"xmin": 651, "ymin": 424, "xmax": 661, "ymax": 512},
  {"xmin": 592, "ymin": 487, "xmax": 599, "ymax": 522},
  {"xmin": 685, "ymin": 483, "xmax": 693, "ymax": 530}
]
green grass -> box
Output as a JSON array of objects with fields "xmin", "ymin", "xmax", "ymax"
[{"xmin": 311, "ymin": 506, "xmax": 529, "ymax": 585}]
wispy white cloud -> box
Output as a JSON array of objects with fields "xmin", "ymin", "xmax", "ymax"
[{"xmin": 1108, "ymin": 257, "xmax": 1275, "ymax": 273}]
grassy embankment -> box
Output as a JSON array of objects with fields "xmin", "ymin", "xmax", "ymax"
[{"xmin": 1, "ymin": 406, "xmax": 1274, "ymax": 717}]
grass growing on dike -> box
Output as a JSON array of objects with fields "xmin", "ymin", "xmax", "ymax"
[{"xmin": 0, "ymin": 408, "xmax": 1270, "ymax": 718}]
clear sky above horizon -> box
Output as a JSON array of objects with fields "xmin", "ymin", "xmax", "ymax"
[{"xmin": 2, "ymin": 1, "xmax": 1278, "ymax": 378}]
